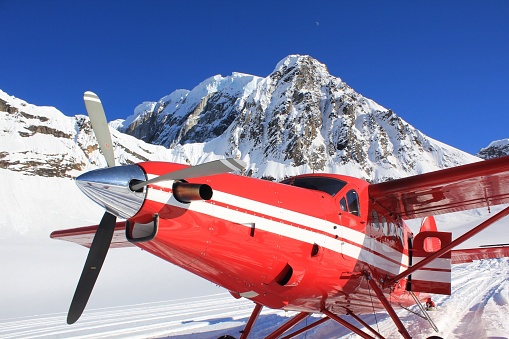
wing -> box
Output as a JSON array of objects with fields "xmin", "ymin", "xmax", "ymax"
[
  {"xmin": 451, "ymin": 246, "xmax": 509, "ymax": 264},
  {"xmin": 50, "ymin": 222, "xmax": 134, "ymax": 248},
  {"xmin": 369, "ymin": 156, "xmax": 509, "ymax": 219}
]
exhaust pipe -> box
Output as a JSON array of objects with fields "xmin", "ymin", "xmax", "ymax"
[{"xmin": 173, "ymin": 181, "xmax": 213, "ymax": 203}]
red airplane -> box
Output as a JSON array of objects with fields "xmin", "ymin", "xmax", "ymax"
[{"xmin": 51, "ymin": 92, "xmax": 509, "ymax": 339}]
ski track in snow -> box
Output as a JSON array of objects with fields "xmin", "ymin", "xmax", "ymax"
[{"xmin": 2, "ymin": 259, "xmax": 508, "ymax": 339}]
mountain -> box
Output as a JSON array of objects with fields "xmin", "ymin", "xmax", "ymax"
[
  {"xmin": 118, "ymin": 55, "xmax": 480, "ymax": 182},
  {"xmin": 1, "ymin": 55, "xmax": 480, "ymax": 184},
  {"xmin": 477, "ymin": 139, "xmax": 509, "ymax": 159}
]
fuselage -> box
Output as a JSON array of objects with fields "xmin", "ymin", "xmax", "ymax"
[{"xmin": 126, "ymin": 161, "xmax": 418, "ymax": 315}]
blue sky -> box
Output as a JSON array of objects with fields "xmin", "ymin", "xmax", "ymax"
[{"xmin": 2, "ymin": 0, "xmax": 508, "ymax": 154}]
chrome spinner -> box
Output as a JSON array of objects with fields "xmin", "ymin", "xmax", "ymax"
[{"xmin": 75, "ymin": 165, "xmax": 147, "ymax": 219}]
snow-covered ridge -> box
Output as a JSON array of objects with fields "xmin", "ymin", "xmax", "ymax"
[{"xmin": 0, "ymin": 55, "xmax": 485, "ymax": 184}]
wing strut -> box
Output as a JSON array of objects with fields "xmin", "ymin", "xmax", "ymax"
[{"xmin": 385, "ymin": 204, "xmax": 509, "ymax": 287}]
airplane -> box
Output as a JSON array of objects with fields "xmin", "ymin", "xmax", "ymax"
[{"xmin": 51, "ymin": 91, "xmax": 509, "ymax": 339}]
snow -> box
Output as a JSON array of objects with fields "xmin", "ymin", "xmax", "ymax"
[{"xmin": 162, "ymin": 73, "xmax": 261, "ymax": 120}]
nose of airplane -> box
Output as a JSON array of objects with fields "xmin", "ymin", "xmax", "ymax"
[{"xmin": 76, "ymin": 165, "xmax": 147, "ymax": 219}]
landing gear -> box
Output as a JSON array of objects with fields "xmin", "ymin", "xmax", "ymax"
[
  {"xmin": 217, "ymin": 336, "xmax": 236, "ymax": 339},
  {"xmin": 238, "ymin": 302, "xmax": 386, "ymax": 339}
]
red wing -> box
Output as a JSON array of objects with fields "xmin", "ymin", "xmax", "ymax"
[
  {"xmin": 369, "ymin": 156, "xmax": 509, "ymax": 219},
  {"xmin": 451, "ymin": 246, "xmax": 509, "ymax": 264},
  {"xmin": 50, "ymin": 222, "xmax": 134, "ymax": 248}
]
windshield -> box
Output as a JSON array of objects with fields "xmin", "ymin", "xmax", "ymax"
[{"xmin": 281, "ymin": 177, "xmax": 347, "ymax": 197}]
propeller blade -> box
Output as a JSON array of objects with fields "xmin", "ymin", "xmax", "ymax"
[
  {"xmin": 130, "ymin": 158, "xmax": 246, "ymax": 191},
  {"xmin": 67, "ymin": 212, "xmax": 116, "ymax": 324},
  {"xmin": 84, "ymin": 91, "xmax": 115, "ymax": 168}
]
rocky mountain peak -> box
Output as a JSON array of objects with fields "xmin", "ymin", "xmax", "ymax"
[{"xmin": 271, "ymin": 54, "xmax": 331, "ymax": 87}]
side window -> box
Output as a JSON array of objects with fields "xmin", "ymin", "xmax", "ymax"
[
  {"xmin": 346, "ymin": 190, "xmax": 360, "ymax": 217},
  {"xmin": 340, "ymin": 197, "xmax": 348, "ymax": 211}
]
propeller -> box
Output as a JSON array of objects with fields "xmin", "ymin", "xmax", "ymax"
[
  {"xmin": 67, "ymin": 91, "xmax": 118, "ymax": 324},
  {"xmin": 67, "ymin": 91, "xmax": 246, "ymax": 324},
  {"xmin": 67, "ymin": 212, "xmax": 116, "ymax": 324}
]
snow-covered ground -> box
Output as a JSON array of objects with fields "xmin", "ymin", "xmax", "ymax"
[
  {"xmin": 2, "ymin": 259, "xmax": 508, "ymax": 339},
  {"xmin": 1, "ymin": 169, "xmax": 509, "ymax": 339}
]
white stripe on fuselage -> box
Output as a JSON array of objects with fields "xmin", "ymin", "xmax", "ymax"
[{"xmin": 145, "ymin": 180, "xmax": 413, "ymax": 276}]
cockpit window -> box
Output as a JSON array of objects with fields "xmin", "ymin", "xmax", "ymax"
[{"xmin": 281, "ymin": 177, "xmax": 347, "ymax": 197}]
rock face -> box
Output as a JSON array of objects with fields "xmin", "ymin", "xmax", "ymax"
[
  {"xmin": 118, "ymin": 55, "xmax": 480, "ymax": 182},
  {"xmin": 477, "ymin": 139, "xmax": 509, "ymax": 159}
]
